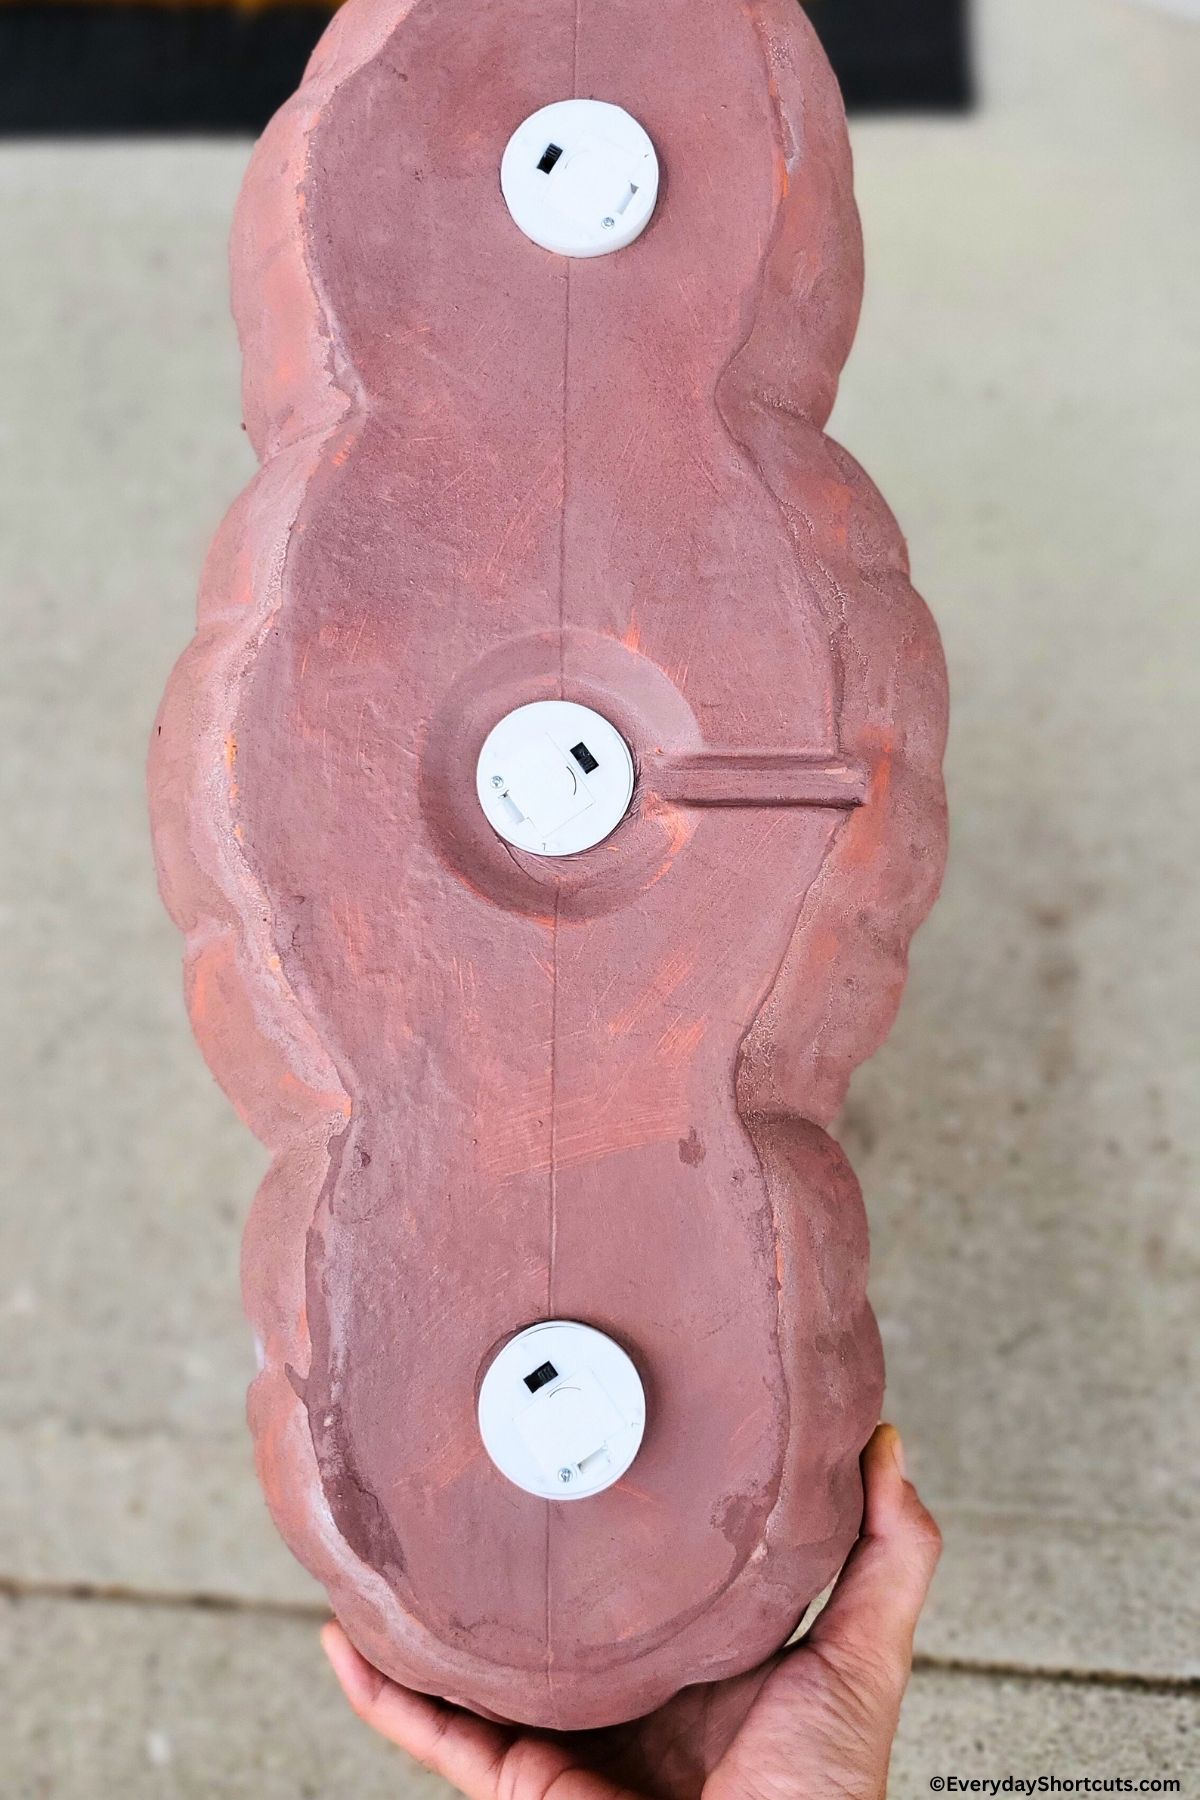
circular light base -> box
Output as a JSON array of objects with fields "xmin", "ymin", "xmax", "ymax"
[
  {"xmin": 500, "ymin": 100, "xmax": 658, "ymax": 258},
  {"xmin": 475, "ymin": 700, "xmax": 634, "ymax": 857},
  {"xmin": 478, "ymin": 1321, "xmax": 646, "ymax": 1500}
]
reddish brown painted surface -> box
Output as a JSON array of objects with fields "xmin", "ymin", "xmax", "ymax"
[{"xmin": 149, "ymin": 0, "xmax": 948, "ymax": 1729}]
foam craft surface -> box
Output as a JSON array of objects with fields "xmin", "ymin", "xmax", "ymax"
[{"xmin": 148, "ymin": 0, "xmax": 948, "ymax": 1730}]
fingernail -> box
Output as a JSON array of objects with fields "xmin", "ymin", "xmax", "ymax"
[{"xmin": 885, "ymin": 1423, "xmax": 907, "ymax": 1479}]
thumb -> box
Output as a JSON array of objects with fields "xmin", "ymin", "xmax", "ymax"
[{"xmin": 803, "ymin": 1424, "xmax": 942, "ymax": 1702}]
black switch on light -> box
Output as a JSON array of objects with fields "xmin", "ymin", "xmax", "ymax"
[
  {"xmin": 570, "ymin": 741, "xmax": 599, "ymax": 774},
  {"xmin": 523, "ymin": 1360, "xmax": 558, "ymax": 1394}
]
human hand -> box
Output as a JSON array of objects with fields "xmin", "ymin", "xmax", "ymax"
[{"xmin": 322, "ymin": 1423, "xmax": 941, "ymax": 1800}]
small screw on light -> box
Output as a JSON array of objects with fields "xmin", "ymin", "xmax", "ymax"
[
  {"xmin": 557, "ymin": 1467, "xmax": 574, "ymax": 1484},
  {"xmin": 601, "ymin": 216, "xmax": 615, "ymax": 230},
  {"xmin": 491, "ymin": 774, "xmax": 505, "ymax": 789}
]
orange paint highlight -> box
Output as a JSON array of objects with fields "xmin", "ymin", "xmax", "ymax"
[{"xmin": 842, "ymin": 734, "xmax": 894, "ymax": 871}]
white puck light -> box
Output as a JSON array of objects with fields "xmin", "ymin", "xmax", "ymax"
[
  {"xmin": 500, "ymin": 99, "xmax": 658, "ymax": 257},
  {"xmin": 478, "ymin": 1321, "xmax": 646, "ymax": 1500},
  {"xmin": 475, "ymin": 700, "xmax": 634, "ymax": 857}
]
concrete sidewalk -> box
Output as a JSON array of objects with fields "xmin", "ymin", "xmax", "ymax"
[{"xmin": 2, "ymin": 0, "xmax": 1197, "ymax": 1791}]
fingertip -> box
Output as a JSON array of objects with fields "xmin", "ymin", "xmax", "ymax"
[
  {"xmin": 321, "ymin": 1619, "xmax": 384, "ymax": 1715},
  {"xmin": 862, "ymin": 1423, "xmax": 906, "ymax": 1529},
  {"xmin": 863, "ymin": 1425, "xmax": 942, "ymax": 1567},
  {"xmin": 865, "ymin": 1421, "xmax": 904, "ymax": 1476},
  {"xmin": 805, "ymin": 1429, "xmax": 942, "ymax": 1689}
]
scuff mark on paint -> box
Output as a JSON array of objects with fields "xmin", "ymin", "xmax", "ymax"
[{"xmin": 679, "ymin": 1126, "xmax": 706, "ymax": 1166}]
